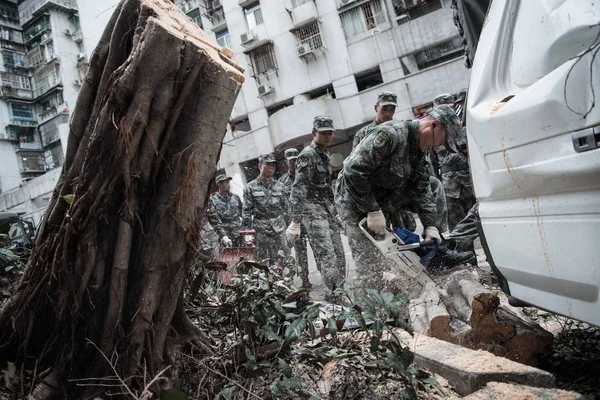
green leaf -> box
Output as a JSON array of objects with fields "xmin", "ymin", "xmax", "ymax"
[
  {"xmin": 350, "ymin": 306, "xmax": 368, "ymax": 331},
  {"xmin": 270, "ymin": 380, "xmax": 282, "ymax": 396},
  {"xmin": 284, "ymin": 312, "xmax": 299, "ymax": 320},
  {"xmin": 217, "ymin": 384, "xmax": 237, "ymax": 399},
  {"xmin": 284, "ymin": 317, "xmax": 306, "ymax": 346},
  {"xmin": 6, "ymin": 362, "xmax": 15, "ymax": 378},
  {"xmin": 327, "ymin": 317, "xmax": 338, "ymax": 337},
  {"xmin": 420, "ymin": 377, "xmax": 439, "ymax": 386},
  {"xmin": 381, "ymin": 291, "xmax": 394, "ymax": 305},
  {"xmin": 60, "ymin": 194, "xmax": 75, "ymax": 204},
  {"xmin": 260, "ymin": 327, "xmax": 283, "ymax": 343},
  {"xmin": 386, "ymin": 352, "xmax": 406, "ymax": 374},
  {"xmin": 281, "ymin": 302, "xmax": 297, "ymax": 308},
  {"xmin": 400, "ymin": 346, "xmax": 414, "ymax": 368},
  {"xmin": 278, "ymin": 357, "xmax": 292, "ymax": 378},
  {"xmin": 160, "ymin": 388, "xmax": 188, "ymax": 400},
  {"xmin": 244, "ymin": 347, "xmax": 257, "ymax": 370},
  {"xmin": 307, "ymin": 320, "xmax": 316, "ymax": 340},
  {"xmin": 278, "ymin": 377, "xmax": 301, "ymax": 390},
  {"xmin": 4, "ymin": 266, "xmax": 14, "ymax": 272}
]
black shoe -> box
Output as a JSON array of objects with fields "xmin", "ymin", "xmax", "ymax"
[{"xmin": 427, "ymin": 249, "xmax": 475, "ymax": 270}]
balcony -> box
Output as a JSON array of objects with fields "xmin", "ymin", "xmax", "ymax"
[
  {"xmin": 20, "ymin": 165, "xmax": 46, "ymax": 174},
  {"xmin": 268, "ymin": 97, "xmax": 343, "ymax": 147},
  {"xmin": 0, "ymin": 86, "xmax": 33, "ymax": 100},
  {"xmin": 19, "ymin": 0, "xmax": 78, "ymax": 26},
  {"xmin": 26, "ymin": 46, "xmax": 45, "ymax": 68},
  {"xmin": 37, "ymin": 102, "xmax": 68, "ymax": 124},
  {"xmin": 16, "ymin": 141, "xmax": 43, "ymax": 151},
  {"xmin": 291, "ymin": 0, "xmax": 318, "ymax": 28},
  {"xmin": 33, "ymin": 75, "xmax": 61, "ymax": 98},
  {"xmin": 9, "ymin": 118, "xmax": 38, "ymax": 128},
  {"xmin": 0, "ymin": 29, "xmax": 24, "ymax": 44}
]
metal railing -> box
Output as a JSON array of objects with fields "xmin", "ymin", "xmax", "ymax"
[
  {"xmin": 18, "ymin": 141, "xmax": 42, "ymax": 150},
  {"xmin": 9, "ymin": 118, "xmax": 37, "ymax": 127},
  {"xmin": 33, "ymin": 74, "xmax": 61, "ymax": 98}
]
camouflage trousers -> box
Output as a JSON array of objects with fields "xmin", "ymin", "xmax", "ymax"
[
  {"xmin": 302, "ymin": 213, "xmax": 346, "ymax": 291},
  {"xmin": 389, "ymin": 176, "xmax": 449, "ymax": 233},
  {"xmin": 255, "ymin": 230, "xmax": 290, "ymax": 266},
  {"xmin": 294, "ymin": 225, "xmax": 310, "ymax": 285},
  {"xmin": 446, "ymin": 201, "xmax": 479, "ymax": 250},
  {"xmin": 446, "ymin": 186, "xmax": 476, "ymax": 232}
]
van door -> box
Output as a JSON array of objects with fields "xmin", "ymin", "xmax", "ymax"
[{"xmin": 467, "ymin": 0, "xmax": 600, "ymax": 325}]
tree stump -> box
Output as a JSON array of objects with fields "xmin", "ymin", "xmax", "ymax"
[
  {"xmin": 410, "ymin": 271, "xmax": 554, "ymax": 366},
  {"xmin": 0, "ymin": 0, "xmax": 243, "ymax": 397}
]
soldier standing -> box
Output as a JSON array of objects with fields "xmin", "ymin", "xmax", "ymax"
[
  {"xmin": 279, "ymin": 148, "xmax": 311, "ymax": 288},
  {"xmin": 287, "ymin": 116, "xmax": 346, "ymax": 297},
  {"xmin": 208, "ymin": 174, "xmax": 243, "ymax": 247},
  {"xmin": 336, "ymin": 105, "xmax": 474, "ymax": 291},
  {"xmin": 352, "ymin": 91, "xmax": 398, "ymax": 148},
  {"xmin": 431, "ymin": 93, "xmax": 476, "ymax": 231},
  {"xmin": 242, "ymin": 153, "xmax": 290, "ymax": 264}
]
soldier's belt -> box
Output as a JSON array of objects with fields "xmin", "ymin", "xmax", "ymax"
[{"xmin": 441, "ymin": 163, "xmax": 469, "ymax": 173}]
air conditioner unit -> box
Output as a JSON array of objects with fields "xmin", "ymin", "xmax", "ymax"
[
  {"xmin": 73, "ymin": 79, "xmax": 82, "ymax": 86},
  {"xmin": 240, "ymin": 31, "xmax": 256, "ymax": 45},
  {"xmin": 77, "ymin": 52, "xmax": 85, "ymax": 61},
  {"xmin": 64, "ymin": 28, "xmax": 72, "ymax": 36},
  {"xmin": 181, "ymin": 3, "xmax": 189, "ymax": 12},
  {"xmin": 297, "ymin": 44, "xmax": 312, "ymax": 57},
  {"xmin": 337, "ymin": 0, "xmax": 358, "ymax": 8},
  {"xmin": 257, "ymin": 84, "xmax": 272, "ymax": 96}
]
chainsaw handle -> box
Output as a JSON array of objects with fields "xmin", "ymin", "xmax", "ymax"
[{"xmin": 358, "ymin": 218, "xmax": 436, "ymax": 251}]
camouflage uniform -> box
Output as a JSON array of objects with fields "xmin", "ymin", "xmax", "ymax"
[
  {"xmin": 208, "ymin": 176, "xmax": 243, "ymax": 245},
  {"xmin": 290, "ymin": 117, "xmax": 346, "ymax": 291},
  {"xmin": 279, "ymin": 148, "xmax": 310, "ymax": 284},
  {"xmin": 335, "ymin": 107, "xmax": 461, "ymax": 290},
  {"xmin": 435, "ymin": 128, "xmax": 475, "ymax": 231},
  {"xmin": 446, "ymin": 201, "xmax": 479, "ymax": 251},
  {"xmin": 199, "ymin": 220, "xmax": 220, "ymax": 259},
  {"xmin": 242, "ymin": 155, "xmax": 290, "ymax": 263}
]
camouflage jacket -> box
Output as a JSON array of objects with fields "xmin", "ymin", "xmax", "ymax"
[
  {"xmin": 278, "ymin": 171, "xmax": 295, "ymax": 198},
  {"xmin": 335, "ymin": 120, "xmax": 437, "ymax": 228},
  {"xmin": 242, "ymin": 177, "xmax": 287, "ymax": 234},
  {"xmin": 207, "ymin": 192, "xmax": 243, "ymax": 239},
  {"xmin": 290, "ymin": 141, "xmax": 336, "ymax": 220},
  {"xmin": 352, "ymin": 120, "xmax": 378, "ymax": 149},
  {"xmin": 434, "ymin": 127, "xmax": 473, "ymax": 198}
]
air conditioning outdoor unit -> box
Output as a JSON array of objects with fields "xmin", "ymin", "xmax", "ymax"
[
  {"xmin": 337, "ymin": 0, "xmax": 358, "ymax": 8},
  {"xmin": 257, "ymin": 84, "xmax": 272, "ymax": 96},
  {"xmin": 297, "ymin": 44, "xmax": 312, "ymax": 57},
  {"xmin": 240, "ymin": 31, "xmax": 256, "ymax": 45},
  {"xmin": 64, "ymin": 28, "xmax": 72, "ymax": 36},
  {"xmin": 73, "ymin": 79, "xmax": 82, "ymax": 86},
  {"xmin": 77, "ymin": 53, "xmax": 85, "ymax": 61}
]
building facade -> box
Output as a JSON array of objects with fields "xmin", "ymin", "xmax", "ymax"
[
  {"xmin": 175, "ymin": 0, "xmax": 470, "ymax": 196},
  {"xmin": 0, "ymin": 0, "xmax": 469, "ymax": 221}
]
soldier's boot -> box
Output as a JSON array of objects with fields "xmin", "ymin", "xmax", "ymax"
[{"xmin": 427, "ymin": 244, "xmax": 475, "ymax": 270}]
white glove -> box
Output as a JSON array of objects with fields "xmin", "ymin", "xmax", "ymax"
[
  {"xmin": 286, "ymin": 221, "xmax": 301, "ymax": 245},
  {"xmin": 221, "ymin": 236, "xmax": 232, "ymax": 247},
  {"xmin": 366, "ymin": 210, "xmax": 386, "ymax": 235},
  {"xmin": 423, "ymin": 226, "xmax": 441, "ymax": 242}
]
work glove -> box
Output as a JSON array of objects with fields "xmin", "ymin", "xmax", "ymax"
[
  {"xmin": 286, "ymin": 221, "xmax": 301, "ymax": 245},
  {"xmin": 423, "ymin": 226, "xmax": 441, "ymax": 243},
  {"xmin": 221, "ymin": 236, "xmax": 232, "ymax": 247},
  {"xmin": 366, "ymin": 210, "xmax": 386, "ymax": 235}
]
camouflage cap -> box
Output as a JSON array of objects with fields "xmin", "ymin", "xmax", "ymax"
[
  {"xmin": 215, "ymin": 174, "xmax": 232, "ymax": 184},
  {"xmin": 258, "ymin": 153, "xmax": 276, "ymax": 163},
  {"xmin": 377, "ymin": 91, "xmax": 397, "ymax": 107},
  {"xmin": 427, "ymin": 105, "xmax": 461, "ymax": 153},
  {"xmin": 433, "ymin": 93, "xmax": 454, "ymax": 107},
  {"xmin": 313, "ymin": 116, "xmax": 335, "ymax": 132},
  {"xmin": 284, "ymin": 148, "xmax": 299, "ymax": 160}
]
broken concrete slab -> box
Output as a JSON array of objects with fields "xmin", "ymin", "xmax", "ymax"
[
  {"xmin": 394, "ymin": 330, "xmax": 555, "ymax": 395},
  {"xmin": 464, "ymin": 382, "xmax": 583, "ymax": 399}
]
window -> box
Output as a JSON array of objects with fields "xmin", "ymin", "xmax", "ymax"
[
  {"xmin": 250, "ymin": 44, "xmax": 276, "ymax": 74},
  {"xmin": 355, "ymin": 66, "xmax": 384, "ymax": 91},
  {"xmin": 20, "ymin": 154, "xmax": 45, "ymax": 173},
  {"xmin": 340, "ymin": 0, "xmax": 387, "ymax": 38},
  {"xmin": 0, "ymin": 72, "xmax": 30, "ymax": 90},
  {"xmin": 393, "ymin": 0, "xmax": 442, "ymax": 24},
  {"xmin": 10, "ymin": 102, "xmax": 35, "ymax": 120},
  {"xmin": 45, "ymin": 144, "xmax": 64, "ymax": 170},
  {"xmin": 414, "ymin": 37, "xmax": 463, "ymax": 70},
  {"xmin": 292, "ymin": 21, "xmax": 323, "ymax": 51},
  {"xmin": 216, "ymin": 29, "xmax": 231, "ymax": 48},
  {"xmin": 245, "ymin": 5, "xmax": 263, "ymax": 30}
]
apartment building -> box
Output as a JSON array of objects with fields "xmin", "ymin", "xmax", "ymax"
[
  {"xmin": 175, "ymin": 0, "xmax": 470, "ymax": 194},
  {"xmin": 0, "ymin": 0, "xmax": 469, "ymax": 221}
]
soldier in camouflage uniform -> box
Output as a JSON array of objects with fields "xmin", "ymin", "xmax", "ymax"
[
  {"xmin": 335, "ymin": 105, "xmax": 474, "ymax": 290},
  {"xmin": 353, "ymin": 92, "xmax": 448, "ymax": 233},
  {"xmin": 431, "ymin": 94, "xmax": 476, "ymax": 231},
  {"xmin": 287, "ymin": 116, "xmax": 346, "ymax": 295},
  {"xmin": 352, "ymin": 91, "xmax": 398, "ymax": 149},
  {"xmin": 279, "ymin": 148, "xmax": 310, "ymax": 287},
  {"xmin": 208, "ymin": 174, "xmax": 243, "ymax": 247},
  {"xmin": 242, "ymin": 154, "xmax": 290, "ymax": 264}
]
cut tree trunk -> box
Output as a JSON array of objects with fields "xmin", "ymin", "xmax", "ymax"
[
  {"xmin": 0, "ymin": 0, "xmax": 243, "ymax": 397},
  {"xmin": 410, "ymin": 271, "xmax": 554, "ymax": 366}
]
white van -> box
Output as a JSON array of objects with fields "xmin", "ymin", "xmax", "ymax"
[{"xmin": 467, "ymin": 0, "xmax": 600, "ymax": 326}]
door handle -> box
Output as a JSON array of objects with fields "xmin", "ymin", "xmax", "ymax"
[{"xmin": 572, "ymin": 126, "xmax": 600, "ymax": 153}]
